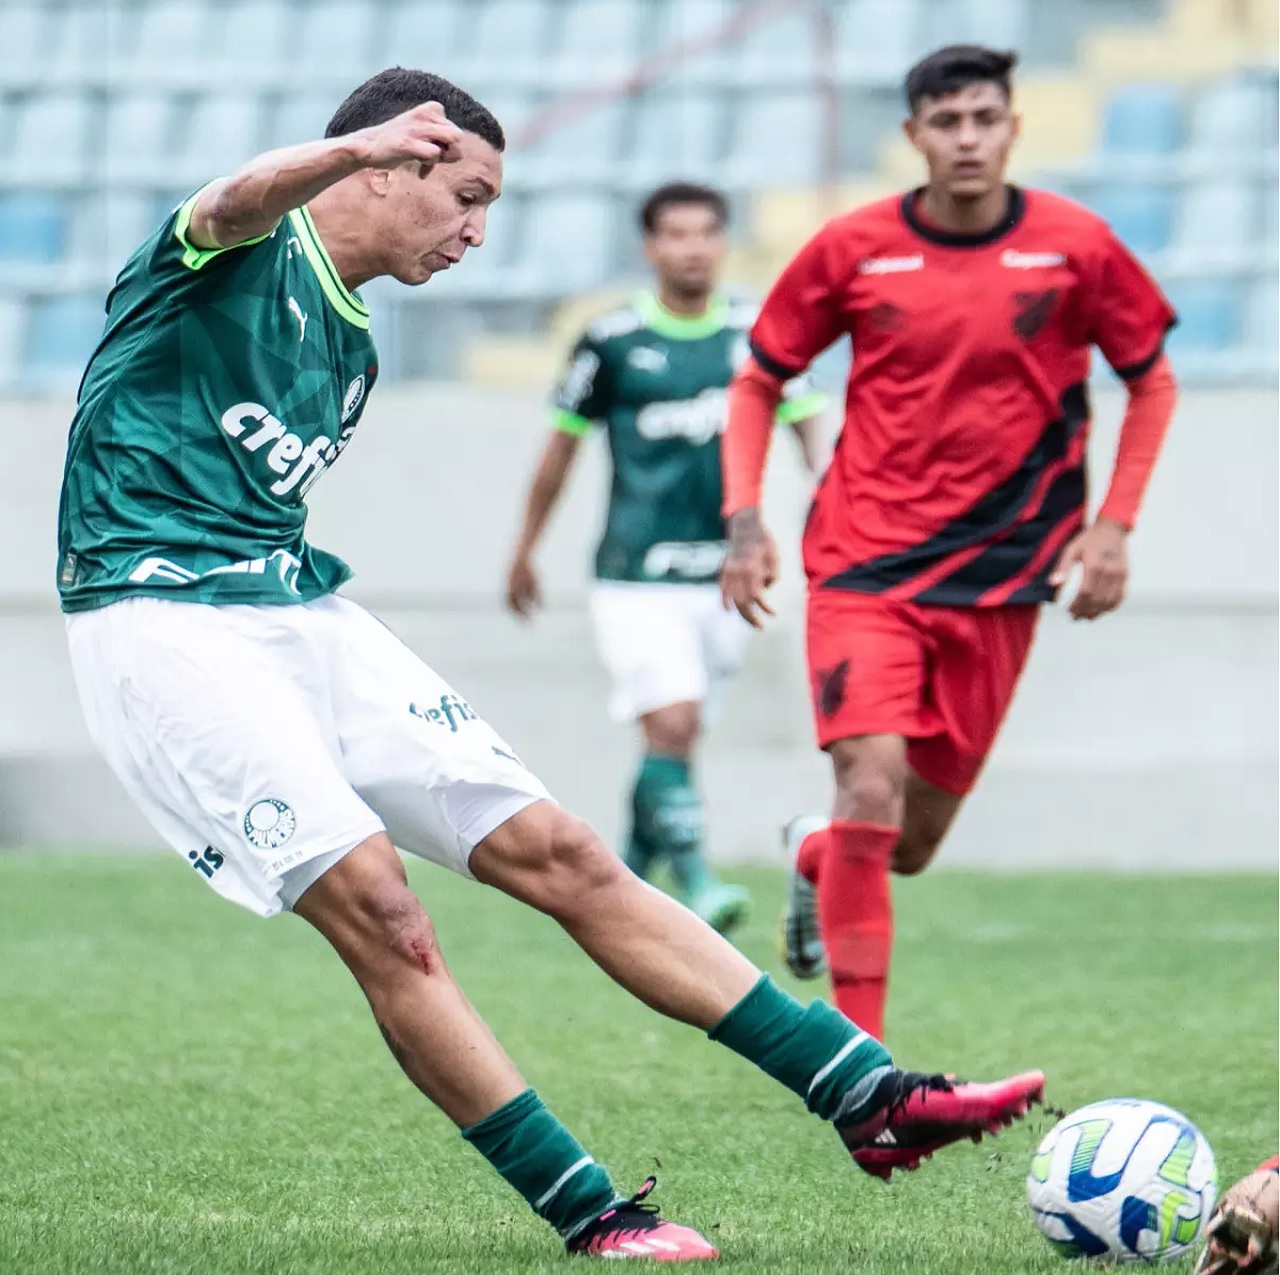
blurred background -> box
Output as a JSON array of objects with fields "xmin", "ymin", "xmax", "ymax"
[{"xmin": 0, "ymin": 0, "xmax": 1275, "ymax": 869}]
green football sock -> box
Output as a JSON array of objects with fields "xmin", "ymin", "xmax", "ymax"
[
  {"xmin": 631, "ymin": 753, "xmax": 716, "ymax": 898},
  {"xmin": 709, "ymin": 975, "xmax": 894, "ymax": 1125},
  {"xmin": 461, "ymin": 1089, "xmax": 622, "ymax": 1238}
]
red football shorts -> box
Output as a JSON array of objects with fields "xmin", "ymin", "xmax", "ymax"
[{"xmin": 805, "ymin": 590, "xmax": 1039, "ymax": 796}]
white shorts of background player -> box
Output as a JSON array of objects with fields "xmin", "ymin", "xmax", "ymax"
[
  {"xmin": 65, "ymin": 595, "xmax": 550, "ymax": 918},
  {"xmin": 588, "ymin": 582, "xmax": 752, "ymax": 723}
]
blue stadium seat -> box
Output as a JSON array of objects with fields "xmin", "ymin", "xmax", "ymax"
[
  {"xmin": 1164, "ymin": 279, "xmax": 1241, "ymax": 353},
  {"xmin": 514, "ymin": 98, "xmax": 628, "ymax": 188},
  {"xmin": 1101, "ymin": 84, "xmax": 1184, "ymax": 156},
  {"xmin": 1189, "ymin": 72, "xmax": 1279, "ymax": 155},
  {"xmin": 835, "ymin": 0, "xmax": 922, "ymax": 84},
  {"xmin": 7, "ymin": 94, "xmax": 93, "ymax": 187},
  {"xmin": 554, "ymin": 0, "xmax": 646, "ymax": 84},
  {"xmin": 0, "ymin": 6, "xmax": 50, "ymax": 89},
  {"xmin": 1174, "ymin": 179, "xmax": 1257, "ymax": 258},
  {"xmin": 629, "ymin": 89, "xmax": 724, "ymax": 188},
  {"xmin": 1087, "ymin": 184, "xmax": 1173, "ymax": 256},
  {"xmin": 212, "ymin": 1, "xmax": 293, "ymax": 79},
  {"xmin": 0, "ymin": 193, "xmax": 66, "ymax": 266},
  {"xmin": 931, "ymin": 0, "xmax": 1029, "ymax": 52},
  {"xmin": 520, "ymin": 193, "xmax": 614, "ymax": 293},
  {"xmin": 25, "ymin": 294, "xmax": 107, "ymax": 383},
  {"xmin": 381, "ymin": 1, "xmax": 470, "ymax": 79},
  {"xmin": 1242, "ymin": 273, "xmax": 1278, "ymax": 353},
  {"xmin": 295, "ymin": 2, "xmax": 377, "ymax": 78},
  {"xmin": 725, "ymin": 90, "xmax": 823, "ymax": 186},
  {"xmin": 0, "ymin": 297, "xmax": 25, "ymax": 391},
  {"xmin": 175, "ymin": 94, "xmax": 265, "ymax": 186},
  {"xmin": 268, "ymin": 94, "xmax": 340, "ymax": 151},
  {"xmin": 102, "ymin": 93, "xmax": 175, "ymax": 185},
  {"xmin": 48, "ymin": 3, "xmax": 128, "ymax": 89},
  {"xmin": 125, "ymin": 0, "xmax": 213, "ymax": 85},
  {"xmin": 727, "ymin": 9, "xmax": 819, "ymax": 89},
  {"xmin": 455, "ymin": 0, "xmax": 555, "ymax": 89}
]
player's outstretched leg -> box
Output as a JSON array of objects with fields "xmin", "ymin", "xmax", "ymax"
[
  {"xmin": 294, "ymin": 833, "xmax": 717, "ymax": 1260},
  {"xmin": 470, "ymin": 800, "xmax": 1046, "ymax": 1180},
  {"xmin": 779, "ymin": 814, "xmax": 828, "ymax": 980}
]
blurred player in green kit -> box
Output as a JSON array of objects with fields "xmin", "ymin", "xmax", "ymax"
[{"xmin": 506, "ymin": 183, "xmax": 827, "ymax": 935}]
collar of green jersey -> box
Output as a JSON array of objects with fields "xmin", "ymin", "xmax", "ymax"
[
  {"xmin": 635, "ymin": 291, "xmax": 730, "ymax": 340},
  {"xmin": 288, "ymin": 206, "xmax": 371, "ymax": 330}
]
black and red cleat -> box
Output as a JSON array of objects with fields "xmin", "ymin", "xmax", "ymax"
[
  {"xmin": 566, "ymin": 1177, "xmax": 719, "ymax": 1261},
  {"xmin": 838, "ymin": 1069, "xmax": 1046, "ymax": 1180}
]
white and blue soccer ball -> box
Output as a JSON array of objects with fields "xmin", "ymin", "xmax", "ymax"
[{"xmin": 1026, "ymin": 1098, "xmax": 1217, "ymax": 1263}]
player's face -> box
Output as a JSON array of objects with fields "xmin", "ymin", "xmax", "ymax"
[
  {"xmin": 379, "ymin": 130, "xmax": 503, "ymax": 285},
  {"xmin": 905, "ymin": 81, "xmax": 1020, "ymax": 199},
  {"xmin": 644, "ymin": 204, "xmax": 726, "ymax": 298}
]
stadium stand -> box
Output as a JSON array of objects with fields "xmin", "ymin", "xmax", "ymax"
[{"xmin": 0, "ymin": 0, "xmax": 1274, "ymax": 390}]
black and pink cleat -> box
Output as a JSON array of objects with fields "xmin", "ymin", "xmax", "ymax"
[
  {"xmin": 566, "ymin": 1177, "xmax": 719, "ymax": 1261},
  {"xmin": 839, "ymin": 1068, "xmax": 1046, "ymax": 1180}
]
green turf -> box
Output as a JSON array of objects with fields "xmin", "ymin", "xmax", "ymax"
[{"xmin": 0, "ymin": 854, "xmax": 1274, "ymax": 1273}]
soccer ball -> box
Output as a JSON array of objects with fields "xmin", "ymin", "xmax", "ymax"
[{"xmin": 1026, "ymin": 1098, "xmax": 1217, "ymax": 1263}]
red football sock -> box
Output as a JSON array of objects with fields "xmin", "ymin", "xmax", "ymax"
[
  {"xmin": 795, "ymin": 826, "xmax": 829, "ymax": 885},
  {"xmin": 818, "ymin": 820, "xmax": 897, "ymax": 1041}
]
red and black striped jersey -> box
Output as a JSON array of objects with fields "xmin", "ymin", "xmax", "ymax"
[{"xmin": 750, "ymin": 186, "xmax": 1176, "ymax": 606}]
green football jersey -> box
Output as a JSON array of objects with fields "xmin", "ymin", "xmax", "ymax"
[
  {"xmin": 57, "ymin": 190, "xmax": 378, "ymax": 613},
  {"xmin": 552, "ymin": 292, "xmax": 824, "ymax": 584}
]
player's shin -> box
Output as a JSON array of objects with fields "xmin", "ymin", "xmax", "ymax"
[
  {"xmin": 818, "ymin": 821, "xmax": 897, "ymax": 1042},
  {"xmin": 462, "ymin": 1089, "xmax": 623, "ymax": 1239},
  {"xmin": 632, "ymin": 754, "xmax": 713, "ymax": 896},
  {"xmin": 708, "ymin": 974, "xmax": 893, "ymax": 1125}
]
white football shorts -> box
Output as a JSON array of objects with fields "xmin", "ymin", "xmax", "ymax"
[
  {"xmin": 588, "ymin": 582, "xmax": 752, "ymax": 722},
  {"xmin": 65, "ymin": 594, "xmax": 551, "ymax": 918}
]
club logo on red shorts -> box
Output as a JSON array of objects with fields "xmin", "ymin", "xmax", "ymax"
[{"xmin": 814, "ymin": 660, "xmax": 851, "ymax": 718}]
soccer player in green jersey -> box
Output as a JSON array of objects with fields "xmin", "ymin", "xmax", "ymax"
[
  {"xmin": 505, "ymin": 184, "xmax": 825, "ymax": 936},
  {"xmin": 58, "ymin": 68, "xmax": 1046, "ymax": 1261}
]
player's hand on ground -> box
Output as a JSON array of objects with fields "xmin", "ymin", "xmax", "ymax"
[
  {"xmin": 1195, "ymin": 1166, "xmax": 1279, "ymax": 1275},
  {"xmin": 352, "ymin": 101, "xmax": 464, "ymax": 171},
  {"xmin": 721, "ymin": 510, "xmax": 779, "ymax": 629},
  {"xmin": 505, "ymin": 555, "xmax": 542, "ymax": 620},
  {"xmin": 1050, "ymin": 518, "xmax": 1128, "ymax": 621}
]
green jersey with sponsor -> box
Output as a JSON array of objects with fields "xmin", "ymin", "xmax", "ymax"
[
  {"xmin": 552, "ymin": 292, "xmax": 823, "ymax": 584},
  {"xmin": 57, "ymin": 191, "xmax": 378, "ymax": 613}
]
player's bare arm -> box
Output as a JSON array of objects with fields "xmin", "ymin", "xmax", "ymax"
[
  {"xmin": 789, "ymin": 411, "xmax": 828, "ymax": 475},
  {"xmin": 505, "ymin": 430, "xmax": 583, "ymax": 619},
  {"xmin": 184, "ymin": 101, "xmax": 465, "ymax": 251}
]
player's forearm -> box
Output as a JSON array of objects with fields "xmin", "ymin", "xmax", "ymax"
[
  {"xmin": 513, "ymin": 434, "xmax": 580, "ymax": 558},
  {"xmin": 722, "ymin": 358, "xmax": 783, "ymax": 517},
  {"xmin": 1097, "ymin": 355, "xmax": 1177, "ymax": 530},
  {"xmin": 187, "ymin": 136, "xmax": 372, "ymax": 250},
  {"xmin": 790, "ymin": 415, "xmax": 827, "ymax": 475}
]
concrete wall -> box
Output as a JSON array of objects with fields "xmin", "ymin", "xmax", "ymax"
[{"xmin": 2, "ymin": 381, "xmax": 1275, "ymax": 870}]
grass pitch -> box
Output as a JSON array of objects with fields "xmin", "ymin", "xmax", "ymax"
[{"xmin": 0, "ymin": 854, "xmax": 1274, "ymax": 1274}]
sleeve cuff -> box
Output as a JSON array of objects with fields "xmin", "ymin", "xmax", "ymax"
[
  {"xmin": 775, "ymin": 390, "xmax": 827, "ymax": 425},
  {"xmin": 173, "ymin": 183, "xmax": 273, "ymax": 270},
  {"xmin": 552, "ymin": 409, "xmax": 594, "ymax": 437}
]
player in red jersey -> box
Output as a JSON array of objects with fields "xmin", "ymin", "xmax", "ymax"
[{"xmin": 720, "ymin": 45, "xmax": 1179, "ymax": 1042}]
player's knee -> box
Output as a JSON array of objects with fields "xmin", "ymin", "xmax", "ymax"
[
  {"xmin": 829, "ymin": 743, "xmax": 907, "ymax": 825},
  {"xmin": 474, "ymin": 805, "xmax": 623, "ymax": 917},
  {"xmin": 641, "ymin": 703, "xmax": 701, "ymax": 757},
  {"xmin": 350, "ymin": 878, "xmax": 446, "ymax": 981}
]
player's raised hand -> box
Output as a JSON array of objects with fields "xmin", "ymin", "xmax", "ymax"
[
  {"xmin": 1050, "ymin": 518, "xmax": 1129, "ymax": 622},
  {"xmin": 505, "ymin": 554, "xmax": 542, "ymax": 621},
  {"xmin": 353, "ymin": 101, "xmax": 464, "ymax": 171},
  {"xmin": 721, "ymin": 509, "xmax": 779, "ymax": 629}
]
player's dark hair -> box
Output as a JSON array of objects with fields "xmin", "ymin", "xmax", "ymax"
[
  {"xmin": 640, "ymin": 182, "xmax": 729, "ymax": 234},
  {"xmin": 325, "ymin": 68, "xmax": 505, "ymax": 151},
  {"xmin": 904, "ymin": 45, "xmax": 1018, "ymax": 114}
]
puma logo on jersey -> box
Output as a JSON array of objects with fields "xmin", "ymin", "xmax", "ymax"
[
  {"xmin": 287, "ymin": 296, "xmax": 307, "ymax": 342},
  {"xmin": 220, "ymin": 401, "xmax": 335, "ymax": 499},
  {"xmin": 635, "ymin": 388, "xmax": 726, "ymax": 446}
]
